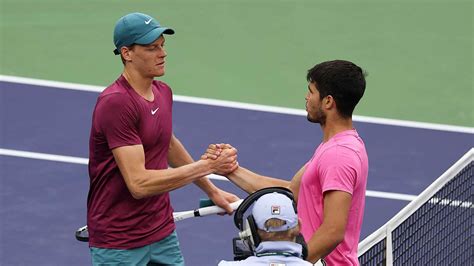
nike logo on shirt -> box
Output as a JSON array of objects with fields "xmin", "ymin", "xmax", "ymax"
[{"xmin": 151, "ymin": 107, "xmax": 159, "ymax": 115}]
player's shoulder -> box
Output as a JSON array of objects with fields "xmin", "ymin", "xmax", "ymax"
[
  {"xmin": 96, "ymin": 86, "xmax": 135, "ymax": 114},
  {"xmin": 98, "ymin": 78, "xmax": 129, "ymax": 99},
  {"xmin": 332, "ymin": 129, "xmax": 364, "ymax": 145},
  {"xmin": 98, "ymin": 90, "xmax": 130, "ymax": 106},
  {"xmin": 317, "ymin": 143, "xmax": 361, "ymax": 166},
  {"xmin": 153, "ymin": 80, "xmax": 172, "ymax": 92},
  {"xmin": 153, "ymin": 80, "xmax": 173, "ymax": 103},
  {"xmin": 324, "ymin": 130, "xmax": 366, "ymax": 155}
]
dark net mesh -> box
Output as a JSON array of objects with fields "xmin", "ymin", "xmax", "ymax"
[
  {"xmin": 358, "ymin": 238, "xmax": 386, "ymax": 266},
  {"xmin": 358, "ymin": 161, "xmax": 472, "ymax": 266},
  {"xmin": 392, "ymin": 162, "xmax": 472, "ymax": 265}
]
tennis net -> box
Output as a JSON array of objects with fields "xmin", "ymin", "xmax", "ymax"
[{"xmin": 358, "ymin": 148, "xmax": 473, "ymax": 265}]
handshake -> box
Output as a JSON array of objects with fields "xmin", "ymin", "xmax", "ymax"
[{"xmin": 201, "ymin": 144, "xmax": 239, "ymax": 176}]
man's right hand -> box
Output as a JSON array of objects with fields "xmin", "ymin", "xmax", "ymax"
[
  {"xmin": 202, "ymin": 144, "xmax": 238, "ymax": 175},
  {"xmin": 201, "ymin": 143, "xmax": 234, "ymax": 160}
]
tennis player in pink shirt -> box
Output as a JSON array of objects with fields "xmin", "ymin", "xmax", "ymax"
[{"xmin": 205, "ymin": 60, "xmax": 368, "ymax": 265}]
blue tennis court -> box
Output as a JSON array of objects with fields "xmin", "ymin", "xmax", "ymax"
[{"xmin": 0, "ymin": 80, "xmax": 473, "ymax": 265}]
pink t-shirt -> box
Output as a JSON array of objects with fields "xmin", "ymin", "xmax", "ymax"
[
  {"xmin": 298, "ymin": 129, "xmax": 368, "ymax": 265},
  {"xmin": 87, "ymin": 76, "xmax": 175, "ymax": 249}
]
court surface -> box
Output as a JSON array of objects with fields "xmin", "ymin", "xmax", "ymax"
[
  {"xmin": 1, "ymin": 79, "xmax": 472, "ymax": 265},
  {"xmin": 2, "ymin": 1, "xmax": 473, "ymax": 264}
]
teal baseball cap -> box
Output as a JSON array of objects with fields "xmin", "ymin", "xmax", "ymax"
[{"xmin": 113, "ymin": 12, "xmax": 175, "ymax": 55}]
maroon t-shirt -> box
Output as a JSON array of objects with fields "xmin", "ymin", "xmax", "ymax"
[{"xmin": 87, "ymin": 75, "xmax": 175, "ymax": 249}]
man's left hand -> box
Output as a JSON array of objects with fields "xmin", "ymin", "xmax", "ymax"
[{"xmin": 207, "ymin": 188, "xmax": 240, "ymax": 215}]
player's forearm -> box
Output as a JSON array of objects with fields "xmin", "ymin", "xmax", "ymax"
[
  {"xmin": 194, "ymin": 176, "xmax": 219, "ymax": 195},
  {"xmin": 166, "ymin": 135, "xmax": 219, "ymax": 194},
  {"xmin": 226, "ymin": 167, "xmax": 289, "ymax": 193},
  {"xmin": 167, "ymin": 134, "xmax": 194, "ymax": 167},
  {"xmin": 306, "ymin": 224, "xmax": 345, "ymax": 263},
  {"xmin": 128, "ymin": 160, "xmax": 214, "ymax": 199}
]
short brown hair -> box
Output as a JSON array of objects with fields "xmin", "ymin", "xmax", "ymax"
[{"xmin": 257, "ymin": 218, "xmax": 301, "ymax": 242}]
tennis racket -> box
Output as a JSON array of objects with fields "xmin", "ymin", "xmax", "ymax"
[{"xmin": 75, "ymin": 199, "xmax": 243, "ymax": 242}]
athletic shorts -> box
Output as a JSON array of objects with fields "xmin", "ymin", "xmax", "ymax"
[{"xmin": 90, "ymin": 230, "xmax": 185, "ymax": 266}]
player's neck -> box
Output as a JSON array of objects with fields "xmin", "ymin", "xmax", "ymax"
[
  {"xmin": 321, "ymin": 116, "xmax": 353, "ymax": 142},
  {"xmin": 122, "ymin": 68, "xmax": 154, "ymax": 101}
]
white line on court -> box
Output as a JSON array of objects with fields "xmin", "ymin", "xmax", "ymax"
[
  {"xmin": 1, "ymin": 75, "xmax": 473, "ymax": 134},
  {"xmin": 0, "ymin": 148, "xmax": 417, "ymax": 202}
]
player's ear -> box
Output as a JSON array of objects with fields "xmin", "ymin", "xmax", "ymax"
[
  {"xmin": 121, "ymin": 47, "xmax": 133, "ymax": 62},
  {"xmin": 324, "ymin": 95, "xmax": 335, "ymax": 109}
]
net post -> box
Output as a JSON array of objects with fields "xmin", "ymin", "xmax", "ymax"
[{"xmin": 385, "ymin": 225, "xmax": 393, "ymax": 266}]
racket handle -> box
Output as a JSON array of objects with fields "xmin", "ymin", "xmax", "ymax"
[
  {"xmin": 229, "ymin": 199, "xmax": 244, "ymax": 209},
  {"xmin": 198, "ymin": 199, "xmax": 243, "ymax": 216}
]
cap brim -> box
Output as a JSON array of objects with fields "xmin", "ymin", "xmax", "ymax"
[{"xmin": 135, "ymin": 27, "xmax": 175, "ymax": 45}]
